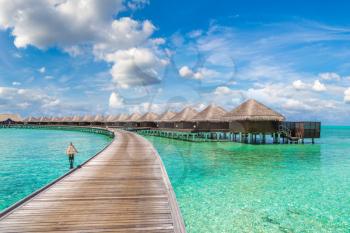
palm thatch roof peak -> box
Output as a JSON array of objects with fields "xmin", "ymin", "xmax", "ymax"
[
  {"xmin": 169, "ymin": 107, "xmax": 198, "ymax": 122},
  {"xmin": 82, "ymin": 115, "xmax": 94, "ymax": 122},
  {"xmin": 117, "ymin": 113, "xmax": 129, "ymax": 121},
  {"xmin": 93, "ymin": 114, "xmax": 105, "ymax": 122},
  {"xmin": 126, "ymin": 112, "xmax": 142, "ymax": 122},
  {"xmin": 24, "ymin": 116, "xmax": 39, "ymax": 122},
  {"xmin": 224, "ymin": 99, "xmax": 285, "ymax": 121},
  {"xmin": 71, "ymin": 115, "xmax": 83, "ymax": 122},
  {"xmin": 157, "ymin": 111, "xmax": 176, "ymax": 122},
  {"xmin": 105, "ymin": 115, "xmax": 119, "ymax": 122},
  {"xmin": 0, "ymin": 114, "xmax": 23, "ymax": 122},
  {"xmin": 191, "ymin": 104, "xmax": 227, "ymax": 121},
  {"xmin": 39, "ymin": 116, "xmax": 51, "ymax": 122},
  {"xmin": 62, "ymin": 116, "xmax": 73, "ymax": 122},
  {"xmin": 139, "ymin": 112, "xmax": 159, "ymax": 122}
]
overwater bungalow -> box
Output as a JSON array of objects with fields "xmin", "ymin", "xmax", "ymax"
[
  {"xmin": 138, "ymin": 112, "xmax": 159, "ymax": 128},
  {"xmin": 50, "ymin": 116, "xmax": 61, "ymax": 125},
  {"xmin": 125, "ymin": 113, "xmax": 142, "ymax": 128},
  {"xmin": 92, "ymin": 115, "xmax": 105, "ymax": 126},
  {"xmin": 81, "ymin": 115, "xmax": 94, "ymax": 126},
  {"xmin": 114, "ymin": 113, "xmax": 129, "ymax": 127},
  {"xmin": 70, "ymin": 115, "xmax": 82, "ymax": 126},
  {"xmin": 61, "ymin": 116, "xmax": 73, "ymax": 125},
  {"xmin": 191, "ymin": 104, "xmax": 228, "ymax": 132},
  {"xmin": 24, "ymin": 116, "xmax": 39, "ymax": 125},
  {"xmin": 223, "ymin": 99, "xmax": 284, "ymax": 133},
  {"xmin": 168, "ymin": 107, "xmax": 198, "ymax": 130},
  {"xmin": 105, "ymin": 115, "xmax": 119, "ymax": 127},
  {"xmin": 156, "ymin": 111, "xmax": 176, "ymax": 128},
  {"xmin": 0, "ymin": 114, "xmax": 23, "ymax": 125},
  {"xmin": 38, "ymin": 116, "xmax": 51, "ymax": 125}
]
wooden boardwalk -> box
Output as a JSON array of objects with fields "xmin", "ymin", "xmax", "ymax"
[{"xmin": 0, "ymin": 130, "xmax": 186, "ymax": 232}]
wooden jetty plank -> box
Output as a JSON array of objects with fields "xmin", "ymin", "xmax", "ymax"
[{"xmin": 0, "ymin": 130, "xmax": 186, "ymax": 233}]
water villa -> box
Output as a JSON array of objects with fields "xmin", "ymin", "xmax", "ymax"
[
  {"xmin": 157, "ymin": 111, "xmax": 176, "ymax": 128},
  {"xmin": 169, "ymin": 107, "xmax": 198, "ymax": 130},
  {"xmin": 2, "ymin": 99, "xmax": 321, "ymax": 144},
  {"xmin": 125, "ymin": 112, "xmax": 142, "ymax": 128},
  {"xmin": 139, "ymin": 112, "xmax": 159, "ymax": 128},
  {"xmin": 192, "ymin": 104, "xmax": 228, "ymax": 131},
  {"xmin": 0, "ymin": 114, "xmax": 22, "ymax": 124}
]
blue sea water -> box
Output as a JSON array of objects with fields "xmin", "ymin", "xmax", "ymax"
[
  {"xmin": 1, "ymin": 126, "xmax": 349, "ymax": 232},
  {"xmin": 0, "ymin": 128, "xmax": 112, "ymax": 211},
  {"xmin": 145, "ymin": 126, "xmax": 350, "ymax": 232}
]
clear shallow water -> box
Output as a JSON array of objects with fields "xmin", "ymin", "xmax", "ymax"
[
  {"xmin": 145, "ymin": 126, "xmax": 350, "ymax": 232},
  {"xmin": 0, "ymin": 128, "xmax": 112, "ymax": 211}
]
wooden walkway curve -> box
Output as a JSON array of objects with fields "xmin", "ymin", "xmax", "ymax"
[{"xmin": 0, "ymin": 130, "xmax": 186, "ymax": 232}]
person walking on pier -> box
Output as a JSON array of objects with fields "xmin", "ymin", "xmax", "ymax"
[{"xmin": 66, "ymin": 142, "xmax": 78, "ymax": 169}]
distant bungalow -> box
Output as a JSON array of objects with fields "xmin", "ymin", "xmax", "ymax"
[
  {"xmin": 1, "ymin": 99, "xmax": 321, "ymax": 144},
  {"xmin": 0, "ymin": 114, "xmax": 22, "ymax": 124}
]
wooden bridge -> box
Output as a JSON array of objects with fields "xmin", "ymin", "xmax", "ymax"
[{"xmin": 0, "ymin": 130, "xmax": 186, "ymax": 232}]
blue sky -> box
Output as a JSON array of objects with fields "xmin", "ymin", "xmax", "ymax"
[{"xmin": 0, "ymin": 0, "xmax": 350, "ymax": 124}]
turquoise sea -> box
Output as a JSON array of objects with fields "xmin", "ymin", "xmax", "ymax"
[
  {"xmin": 145, "ymin": 126, "xmax": 350, "ymax": 232},
  {"xmin": 0, "ymin": 128, "xmax": 112, "ymax": 211},
  {"xmin": 0, "ymin": 127, "xmax": 349, "ymax": 232}
]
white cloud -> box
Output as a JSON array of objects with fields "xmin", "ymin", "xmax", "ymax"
[
  {"xmin": 312, "ymin": 80, "xmax": 327, "ymax": 92},
  {"xmin": 12, "ymin": 81, "xmax": 21, "ymax": 86},
  {"xmin": 0, "ymin": 0, "xmax": 165, "ymax": 90},
  {"xmin": 128, "ymin": 101, "xmax": 162, "ymax": 114},
  {"xmin": 292, "ymin": 80, "xmax": 307, "ymax": 90},
  {"xmin": 0, "ymin": 0, "xmax": 124, "ymax": 49},
  {"xmin": 38, "ymin": 67, "xmax": 46, "ymax": 73},
  {"xmin": 105, "ymin": 48, "xmax": 168, "ymax": 88},
  {"xmin": 319, "ymin": 72, "xmax": 341, "ymax": 81},
  {"xmin": 242, "ymin": 83, "xmax": 340, "ymax": 118},
  {"xmin": 344, "ymin": 88, "xmax": 350, "ymax": 103},
  {"xmin": 214, "ymin": 86, "xmax": 235, "ymax": 95},
  {"xmin": 109, "ymin": 92, "xmax": 124, "ymax": 108},
  {"xmin": 127, "ymin": 0, "xmax": 150, "ymax": 10},
  {"xmin": 92, "ymin": 17, "xmax": 155, "ymax": 58},
  {"xmin": 179, "ymin": 66, "xmax": 194, "ymax": 78},
  {"xmin": 283, "ymin": 99, "xmax": 311, "ymax": 111},
  {"xmin": 178, "ymin": 66, "xmax": 219, "ymax": 80},
  {"xmin": 0, "ymin": 86, "xmax": 61, "ymax": 111}
]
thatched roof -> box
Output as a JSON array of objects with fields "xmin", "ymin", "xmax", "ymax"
[
  {"xmin": 105, "ymin": 115, "xmax": 119, "ymax": 122},
  {"xmin": 0, "ymin": 114, "xmax": 23, "ymax": 122},
  {"xmin": 126, "ymin": 113, "xmax": 141, "ymax": 122},
  {"xmin": 62, "ymin": 116, "xmax": 73, "ymax": 122},
  {"xmin": 169, "ymin": 107, "xmax": 198, "ymax": 122},
  {"xmin": 71, "ymin": 115, "xmax": 83, "ymax": 122},
  {"xmin": 139, "ymin": 112, "xmax": 159, "ymax": 122},
  {"xmin": 38, "ymin": 116, "xmax": 50, "ymax": 122},
  {"xmin": 51, "ymin": 116, "xmax": 61, "ymax": 122},
  {"xmin": 191, "ymin": 104, "xmax": 227, "ymax": 122},
  {"xmin": 116, "ymin": 113, "xmax": 129, "ymax": 122},
  {"xmin": 93, "ymin": 115, "xmax": 105, "ymax": 122},
  {"xmin": 24, "ymin": 116, "xmax": 39, "ymax": 122},
  {"xmin": 223, "ymin": 99, "xmax": 285, "ymax": 121},
  {"xmin": 156, "ymin": 111, "xmax": 176, "ymax": 122},
  {"xmin": 82, "ymin": 115, "xmax": 94, "ymax": 122},
  {"xmin": 57, "ymin": 117, "xmax": 64, "ymax": 122}
]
